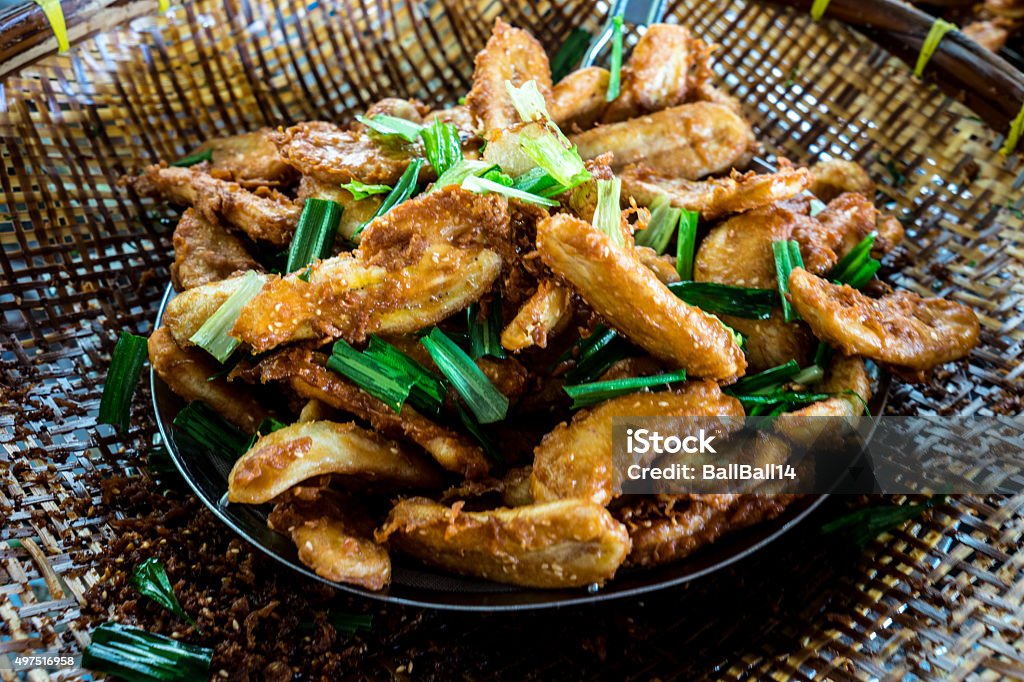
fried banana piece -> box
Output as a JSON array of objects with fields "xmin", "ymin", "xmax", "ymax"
[
  {"xmin": 171, "ymin": 209, "xmax": 262, "ymax": 291},
  {"xmin": 162, "ymin": 273, "xmax": 260, "ymax": 348},
  {"xmin": 296, "ymin": 175, "xmax": 384, "ymax": 244},
  {"xmin": 809, "ymin": 159, "xmax": 874, "ymax": 203},
  {"xmin": 601, "ymin": 24, "xmax": 694, "ymax": 124},
  {"xmin": 622, "ymin": 164, "xmax": 813, "ymax": 220},
  {"xmin": 377, "ymin": 498, "xmax": 631, "ymax": 588},
  {"xmin": 228, "ymin": 420, "xmax": 443, "ymax": 504},
  {"xmin": 361, "ymin": 97, "xmax": 428, "ymax": 123},
  {"xmin": 148, "ymin": 327, "xmax": 270, "ymax": 432},
  {"xmin": 531, "ymin": 382, "xmax": 745, "ymax": 506},
  {"xmin": 191, "ymin": 129, "xmax": 295, "ymax": 184},
  {"xmin": 269, "ymin": 487, "xmax": 391, "ymax": 590},
  {"xmin": 256, "ymin": 349, "xmax": 490, "ymax": 479},
  {"xmin": 466, "ymin": 19, "xmax": 553, "ymax": 134},
  {"xmin": 131, "ymin": 165, "xmax": 300, "ymax": 246},
  {"xmin": 788, "ymin": 268, "xmax": 980, "ymax": 371},
  {"xmin": 817, "ymin": 192, "xmax": 903, "ymax": 256},
  {"xmin": 550, "ymin": 67, "xmax": 610, "ymax": 131},
  {"xmin": 636, "ymin": 247, "xmax": 681, "ymax": 284},
  {"xmin": 231, "ymin": 188, "xmax": 508, "ymax": 352},
  {"xmin": 273, "ymin": 121, "xmax": 419, "ymax": 185},
  {"xmin": 570, "ymin": 102, "xmax": 756, "ymax": 178},
  {"xmin": 501, "ymin": 280, "xmax": 573, "ymax": 351},
  {"xmin": 724, "ymin": 313, "xmax": 815, "ymax": 371},
  {"xmin": 537, "ymin": 213, "xmax": 746, "ymax": 381}
]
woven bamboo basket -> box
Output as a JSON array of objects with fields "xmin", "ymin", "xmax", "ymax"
[{"xmin": 1, "ymin": 0, "xmax": 1023, "ymax": 679}]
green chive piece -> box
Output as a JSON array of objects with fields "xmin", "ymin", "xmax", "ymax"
[
  {"xmin": 329, "ymin": 612, "xmax": 374, "ymax": 635},
  {"xmin": 605, "ymin": 15, "xmax": 624, "ymax": 102},
  {"xmin": 593, "ymin": 177, "xmax": 624, "ymax": 247},
  {"xmin": 243, "ymin": 416, "xmax": 288, "ymax": 452},
  {"xmin": 419, "ymin": 117, "xmax": 463, "ymax": 176},
  {"xmin": 505, "ymin": 79, "xmax": 550, "ymax": 122},
  {"xmin": 98, "ymin": 331, "xmax": 148, "ymax": 432},
  {"xmin": 287, "ymin": 199, "xmax": 342, "ymax": 275},
  {"xmin": 790, "ymin": 364, "xmax": 825, "ymax": 386},
  {"xmin": 735, "ymin": 391, "xmax": 830, "ymax": 406},
  {"xmin": 431, "ymin": 159, "xmax": 499, "ymax": 192},
  {"xmin": 420, "ymin": 328, "xmax": 509, "ymax": 424},
  {"xmin": 516, "ymin": 124, "xmax": 592, "ymax": 190},
  {"xmin": 830, "ymin": 233, "xmax": 880, "ymax": 289},
  {"xmin": 551, "ymin": 28, "xmax": 592, "ymax": 82},
  {"xmin": 914, "ymin": 18, "xmax": 957, "ymax": 79},
  {"xmin": 356, "ymin": 113, "xmax": 424, "ymax": 143},
  {"xmin": 326, "ymin": 340, "xmax": 416, "ymax": 413},
  {"xmin": 170, "ymin": 148, "xmax": 213, "ymax": 167},
  {"xmin": 635, "ymin": 195, "xmax": 680, "ymax": 254},
  {"xmin": 730, "ymin": 359, "xmax": 801, "ymax": 395},
  {"xmin": 82, "ymin": 622, "xmax": 212, "ymax": 682},
  {"xmin": 511, "ymin": 167, "xmax": 567, "ymax": 197},
  {"xmin": 667, "ymin": 281, "xmax": 776, "ymax": 320},
  {"xmin": 772, "ymin": 239, "xmax": 803, "ymax": 323},
  {"xmin": 172, "ymin": 401, "xmax": 250, "ymax": 460},
  {"xmin": 189, "ymin": 271, "xmax": 265, "ymax": 363},
  {"xmin": 341, "ymin": 179, "xmax": 392, "ymax": 200},
  {"xmin": 461, "ymin": 175, "xmax": 559, "ymax": 207},
  {"xmin": 467, "ymin": 302, "xmax": 506, "ymax": 359},
  {"xmin": 131, "ymin": 558, "xmax": 195, "ymax": 626},
  {"xmin": 365, "ymin": 336, "xmax": 446, "ymax": 417},
  {"xmin": 822, "ymin": 495, "xmax": 947, "ymax": 547},
  {"xmin": 564, "ymin": 369, "xmax": 688, "ymax": 409},
  {"xmin": 457, "ymin": 402, "xmax": 504, "ymax": 463},
  {"xmin": 563, "ymin": 326, "xmax": 632, "ymax": 384},
  {"xmin": 675, "ymin": 210, "xmax": 699, "ymax": 280},
  {"xmin": 354, "ymin": 158, "xmax": 424, "ymax": 237}
]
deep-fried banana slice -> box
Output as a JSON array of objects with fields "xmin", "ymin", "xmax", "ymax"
[
  {"xmin": 273, "ymin": 121, "xmax": 420, "ymax": 185},
  {"xmin": 809, "ymin": 159, "xmax": 874, "ymax": 203},
  {"xmin": 550, "ymin": 67, "xmax": 610, "ymax": 131},
  {"xmin": 531, "ymin": 382, "xmax": 744, "ymax": 506},
  {"xmin": 788, "ymin": 268, "xmax": 980, "ymax": 371},
  {"xmin": 537, "ymin": 212, "xmax": 746, "ymax": 381},
  {"xmin": 171, "ymin": 209, "xmax": 262, "ymax": 291},
  {"xmin": 228, "ymin": 420, "xmax": 443, "ymax": 504},
  {"xmin": 601, "ymin": 24, "xmax": 695, "ymax": 123},
  {"xmin": 570, "ymin": 102, "xmax": 756, "ymax": 178},
  {"xmin": 190, "ymin": 129, "xmax": 295, "ymax": 184},
  {"xmin": 376, "ymin": 497, "xmax": 630, "ymax": 588},
  {"xmin": 500, "ymin": 280, "xmax": 573, "ymax": 351}
]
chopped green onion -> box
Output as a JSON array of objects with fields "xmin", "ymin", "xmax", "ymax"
[
  {"xmin": 564, "ymin": 369, "xmax": 688, "ymax": 409},
  {"xmin": 822, "ymin": 495, "xmax": 947, "ymax": 547},
  {"xmin": 243, "ymin": 416, "xmax": 288, "ymax": 452},
  {"xmin": 419, "ymin": 117, "xmax": 463, "ymax": 176},
  {"xmin": 846, "ymin": 260, "xmax": 881, "ymax": 289},
  {"xmin": 457, "ymin": 402, "xmax": 504, "ymax": 463},
  {"xmin": 605, "ymin": 15, "xmax": 624, "ymax": 102},
  {"xmin": 82, "ymin": 622, "xmax": 212, "ymax": 682},
  {"xmin": 172, "ymin": 401, "xmax": 250, "ymax": 460},
  {"xmin": 517, "ymin": 123, "xmax": 591, "ymax": 190},
  {"xmin": 356, "ymin": 113, "xmax": 424, "ymax": 143},
  {"xmin": 467, "ymin": 302, "xmax": 506, "ymax": 359},
  {"xmin": 354, "ymin": 158, "xmax": 425, "ymax": 237},
  {"xmin": 341, "ymin": 179, "xmax": 392, "ymax": 200},
  {"xmin": 98, "ymin": 331, "xmax": 148, "ymax": 432},
  {"xmin": 563, "ymin": 325, "xmax": 632, "ymax": 384},
  {"xmin": 420, "ymin": 328, "xmax": 509, "ymax": 424},
  {"xmin": 505, "ymin": 79, "xmax": 550, "ymax": 123},
  {"xmin": 730, "ymin": 359, "xmax": 800, "ymax": 395},
  {"xmin": 511, "ymin": 167, "xmax": 567, "ymax": 197},
  {"xmin": 735, "ymin": 391, "xmax": 830, "ymax": 406},
  {"xmin": 365, "ymin": 336, "xmax": 446, "ymax": 417},
  {"xmin": 461, "ymin": 175, "xmax": 559, "ymax": 207},
  {"xmin": 635, "ymin": 195, "xmax": 680, "ymax": 254},
  {"xmin": 287, "ymin": 199, "xmax": 342, "ymax": 275},
  {"xmin": 592, "ymin": 177, "xmax": 624, "ymax": 248},
  {"xmin": 328, "ymin": 612, "xmax": 373, "ymax": 635},
  {"xmin": 131, "ymin": 558, "xmax": 195, "ymax": 626},
  {"xmin": 772, "ymin": 239, "xmax": 803, "ymax": 323},
  {"xmin": 831, "ymin": 233, "xmax": 880, "ymax": 289},
  {"xmin": 914, "ymin": 18, "xmax": 957, "ymax": 79},
  {"xmin": 809, "ymin": 197, "xmax": 828, "ymax": 216},
  {"xmin": 675, "ymin": 210, "xmax": 699, "ymax": 279},
  {"xmin": 170, "ymin": 148, "xmax": 213, "ymax": 167},
  {"xmin": 790, "ymin": 364, "xmax": 825, "ymax": 386},
  {"xmin": 431, "ymin": 159, "xmax": 500, "ymax": 192},
  {"xmin": 551, "ymin": 28, "xmax": 592, "ymax": 82},
  {"xmin": 814, "ymin": 341, "xmax": 834, "ymax": 369},
  {"xmin": 326, "ymin": 340, "xmax": 415, "ymax": 413},
  {"xmin": 189, "ymin": 271, "xmax": 265, "ymax": 363},
  {"xmin": 667, "ymin": 281, "xmax": 776, "ymax": 320}
]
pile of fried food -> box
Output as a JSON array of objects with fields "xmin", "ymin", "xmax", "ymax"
[{"xmin": 137, "ymin": 20, "xmax": 980, "ymax": 591}]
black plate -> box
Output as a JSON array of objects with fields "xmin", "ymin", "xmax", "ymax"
[{"xmin": 152, "ymin": 283, "xmax": 890, "ymax": 611}]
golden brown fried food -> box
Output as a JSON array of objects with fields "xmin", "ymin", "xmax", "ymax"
[
  {"xmin": 296, "ymin": 175, "xmax": 384, "ymax": 244},
  {"xmin": 268, "ymin": 487, "xmax": 390, "ymax": 590},
  {"xmin": 162, "ymin": 273, "xmax": 260, "ymax": 348},
  {"xmin": 228, "ymin": 420, "xmax": 443, "ymax": 504},
  {"xmin": 148, "ymin": 327, "xmax": 271, "ymax": 432},
  {"xmin": 502, "ymin": 466, "xmax": 534, "ymax": 506},
  {"xmin": 255, "ymin": 348, "xmax": 490, "ymax": 479},
  {"xmin": 191, "ymin": 129, "xmax": 296, "ymax": 184},
  {"xmin": 809, "ymin": 159, "xmax": 874, "ymax": 203},
  {"xmin": 817, "ymin": 192, "xmax": 903, "ymax": 256},
  {"xmin": 377, "ymin": 497, "xmax": 631, "ymax": 588},
  {"xmin": 788, "ymin": 268, "xmax": 981, "ymax": 371},
  {"xmin": 537, "ymin": 212, "xmax": 746, "ymax": 381},
  {"xmin": 500, "ymin": 280, "xmax": 573, "ymax": 351},
  {"xmin": 170, "ymin": 209, "xmax": 262, "ymax": 291},
  {"xmin": 570, "ymin": 102, "xmax": 756, "ymax": 178},
  {"xmin": 724, "ymin": 313, "xmax": 815, "ymax": 371},
  {"xmin": 550, "ymin": 67, "xmax": 610, "ymax": 131},
  {"xmin": 131, "ymin": 165, "xmax": 300, "ymax": 246},
  {"xmin": 466, "ymin": 19, "xmax": 553, "ymax": 134},
  {"xmin": 622, "ymin": 163, "xmax": 813, "ymax": 220},
  {"xmin": 531, "ymin": 382, "xmax": 745, "ymax": 506},
  {"xmin": 601, "ymin": 24, "xmax": 695, "ymax": 124},
  {"xmin": 273, "ymin": 121, "xmax": 420, "ymax": 185},
  {"xmin": 362, "ymin": 97, "xmax": 428, "ymax": 123},
  {"xmin": 635, "ymin": 247, "xmax": 681, "ymax": 284},
  {"xmin": 230, "ymin": 188, "xmax": 509, "ymax": 352}
]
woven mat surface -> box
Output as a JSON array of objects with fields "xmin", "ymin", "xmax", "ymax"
[{"xmin": 1, "ymin": 0, "xmax": 1023, "ymax": 679}]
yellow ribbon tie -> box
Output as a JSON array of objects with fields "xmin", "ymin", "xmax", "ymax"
[
  {"xmin": 32, "ymin": 0, "xmax": 68, "ymax": 52},
  {"xmin": 914, "ymin": 18, "xmax": 957, "ymax": 79},
  {"xmin": 1000, "ymin": 101, "xmax": 1024, "ymax": 156},
  {"xmin": 810, "ymin": 0, "xmax": 831, "ymax": 22}
]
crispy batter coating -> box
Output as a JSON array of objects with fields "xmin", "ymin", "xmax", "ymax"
[
  {"xmin": 636, "ymin": 247, "xmax": 681, "ymax": 284},
  {"xmin": 131, "ymin": 165, "xmax": 300, "ymax": 246},
  {"xmin": 531, "ymin": 382, "xmax": 744, "ymax": 506},
  {"xmin": 500, "ymin": 280, "xmax": 573, "ymax": 351},
  {"xmin": 550, "ymin": 67, "xmax": 610, "ymax": 131},
  {"xmin": 254, "ymin": 348, "xmax": 490, "ymax": 479},
  {"xmin": 193, "ymin": 129, "xmax": 295, "ymax": 184},
  {"xmin": 601, "ymin": 24, "xmax": 695, "ymax": 124},
  {"xmin": 788, "ymin": 268, "xmax": 981, "ymax": 371},
  {"xmin": 230, "ymin": 188, "xmax": 509, "ymax": 352},
  {"xmin": 162, "ymin": 273, "xmax": 259, "ymax": 349},
  {"xmin": 148, "ymin": 327, "xmax": 271, "ymax": 432},
  {"xmin": 361, "ymin": 97, "xmax": 428, "ymax": 123},
  {"xmin": 273, "ymin": 121, "xmax": 420, "ymax": 185},
  {"xmin": 466, "ymin": 19, "xmax": 553, "ymax": 134},
  {"xmin": 228, "ymin": 420, "xmax": 443, "ymax": 504},
  {"xmin": 377, "ymin": 497, "xmax": 631, "ymax": 588},
  {"xmin": 817, "ymin": 192, "xmax": 903, "ymax": 256},
  {"xmin": 809, "ymin": 159, "xmax": 874, "ymax": 203},
  {"xmin": 171, "ymin": 209, "xmax": 262, "ymax": 291},
  {"xmin": 723, "ymin": 313, "xmax": 815, "ymax": 372},
  {"xmin": 268, "ymin": 487, "xmax": 391, "ymax": 590},
  {"xmin": 537, "ymin": 212, "xmax": 746, "ymax": 381},
  {"xmin": 570, "ymin": 102, "xmax": 756, "ymax": 178},
  {"xmin": 622, "ymin": 163, "xmax": 813, "ymax": 220},
  {"xmin": 296, "ymin": 175, "xmax": 384, "ymax": 244}
]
